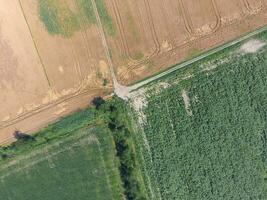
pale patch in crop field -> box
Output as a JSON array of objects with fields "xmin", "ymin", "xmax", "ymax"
[
  {"xmin": 181, "ymin": 90, "xmax": 192, "ymax": 116},
  {"xmin": 240, "ymin": 39, "xmax": 266, "ymax": 53}
]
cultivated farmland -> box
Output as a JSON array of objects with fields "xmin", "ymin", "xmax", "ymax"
[
  {"xmin": 1, "ymin": 0, "xmax": 267, "ymax": 144},
  {"xmin": 0, "ymin": 0, "xmax": 114, "ymax": 144},
  {"xmin": 128, "ymin": 30, "xmax": 267, "ymax": 199},
  {"xmin": 104, "ymin": 0, "xmax": 267, "ymax": 84},
  {"xmin": 0, "ymin": 108, "xmax": 123, "ymax": 200}
]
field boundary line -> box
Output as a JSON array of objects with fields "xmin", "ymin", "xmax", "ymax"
[
  {"xmin": 0, "ymin": 136, "xmax": 98, "ymax": 180},
  {"xmin": 0, "ymin": 87, "xmax": 108, "ymax": 130},
  {"xmin": 128, "ymin": 25, "xmax": 267, "ymax": 91},
  {"xmin": 0, "ymin": 131, "xmax": 97, "ymax": 175},
  {"xmin": 17, "ymin": 0, "xmax": 51, "ymax": 88},
  {"xmin": 90, "ymin": 0, "xmax": 118, "ymax": 86},
  {"xmin": 127, "ymin": 107, "xmax": 162, "ymax": 200}
]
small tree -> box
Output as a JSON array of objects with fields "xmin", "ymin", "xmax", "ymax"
[
  {"xmin": 91, "ymin": 96, "xmax": 105, "ymax": 110},
  {"xmin": 13, "ymin": 130, "xmax": 35, "ymax": 142}
]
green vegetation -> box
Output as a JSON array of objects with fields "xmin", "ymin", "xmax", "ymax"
[
  {"xmin": 0, "ymin": 97, "xmax": 147, "ymax": 200},
  {"xmin": 76, "ymin": 0, "xmax": 96, "ymax": 24},
  {"xmin": 129, "ymin": 34, "xmax": 267, "ymax": 199},
  {"xmin": 105, "ymin": 100, "xmax": 148, "ymax": 200},
  {"xmin": 39, "ymin": 0, "xmax": 116, "ymax": 37},
  {"xmin": 96, "ymin": 0, "xmax": 117, "ymax": 37},
  {"xmin": 39, "ymin": 0, "xmax": 79, "ymax": 37},
  {"xmin": 0, "ymin": 108, "xmax": 123, "ymax": 200}
]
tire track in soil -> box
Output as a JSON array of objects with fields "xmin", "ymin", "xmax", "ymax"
[
  {"xmin": 242, "ymin": 0, "xmax": 264, "ymax": 14},
  {"xmin": 0, "ymin": 0, "xmax": 115, "ymax": 142},
  {"xmin": 160, "ymin": 0, "xmax": 189, "ymax": 46},
  {"xmin": 111, "ymin": 0, "xmax": 160, "ymax": 67},
  {"xmin": 177, "ymin": 0, "xmax": 195, "ymax": 36},
  {"xmin": 117, "ymin": 0, "xmax": 162, "ymax": 82},
  {"xmin": 73, "ymin": 0, "xmax": 98, "ymax": 75},
  {"xmin": 178, "ymin": 0, "xmax": 221, "ymax": 37},
  {"xmin": 18, "ymin": 0, "xmax": 52, "ymax": 88},
  {"xmin": 211, "ymin": 0, "xmax": 222, "ymax": 33},
  {"xmin": 110, "ymin": 0, "xmax": 131, "ymax": 60},
  {"xmin": 90, "ymin": 0, "xmax": 118, "ymax": 86},
  {"xmin": 0, "ymin": 87, "xmax": 109, "ymax": 130},
  {"xmin": 121, "ymin": 0, "xmax": 222, "ymax": 83}
]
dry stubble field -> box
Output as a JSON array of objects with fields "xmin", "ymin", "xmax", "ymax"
[{"xmin": 0, "ymin": 0, "xmax": 267, "ymax": 145}]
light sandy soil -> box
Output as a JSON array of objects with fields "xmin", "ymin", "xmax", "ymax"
[
  {"xmin": 240, "ymin": 39, "xmax": 266, "ymax": 53},
  {"xmin": 0, "ymin": 0, "xmax": 267, "ymax": 145}
]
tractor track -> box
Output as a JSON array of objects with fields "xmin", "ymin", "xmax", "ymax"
[
  {"xmin": 120, "ymin": 0, "xmax": 162, "ymax": 79},
  {"xmin": 111, "ymin": 0, "xmax": 160, "ymax": 66},
  {"xmin": 161, "ymin": 0, "xmax": 189, "ymax": 46},
  {"xmin": 110, "ymin": 0, "xmax": 131, "ymax": 60},
  {"xmin": 178, "ymin": 0, "xmax": 195, "ymax": 36},
  {"xmin": 0, "ymin": 86, "xmax": 109, "ymax": 130},
  {"xmin": 120, "ymin": 0, "xmax": 222, "ymax": 82},
  {"xmin": 178, "ymin": 0, "xmax": 221, "ymax": 37},
  {"xmin": 242, "ymin": 0, "xmax": 264, "ymax": 14}
]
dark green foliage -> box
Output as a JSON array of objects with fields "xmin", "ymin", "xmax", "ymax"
[
  {"xmin": 38, "ymin": 0, "xmax": 116, "ymax": 37},
  {"xmin": 96, "ymin": 0, "xmax": 117, "ymax": 37},
  {"xmin": 103, "ymin": 100, "xmax": 147, "ymax": 200},
  {"xmin": 0, "ymin": 107, "xmax": 123, "ymax": 200},
  {"xmin": 91, "ymin": 96, "xmax": 105, "ymax": 110},
  {"xmin": 130, "ymin": 37, "xmax": 267, "ymax": 199},
  {"xmin": 13, "ymin": 130, "xmax": 35, "ymax": 141}
]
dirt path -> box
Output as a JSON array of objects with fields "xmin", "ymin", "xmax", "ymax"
[
  {"xmin": 91, "ymin": 0, "xmax": 129, "ymax": 99},
  {"xmin": 127, "ymin": 25, "xmax": 267, "ymax": 92}
]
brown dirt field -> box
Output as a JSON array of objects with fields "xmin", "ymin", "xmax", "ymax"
[
  {"xmin": 20, "ymin": 0, "xmax": 111, "ymax": 92},
  {"xmin": 148, "ymin": 0, "xmax": 189, "ymax": 51},
  {"xmin": 105, "ymin": 0, "xmax": 158, "ymax": 66},
  {"xmin": 103, "ymin": 0, "xmax": 267, "ymax": 85},
  {"xmin": 0, "ymin": 0, "xmax": 112, "ymax": 144},
  {"xmin": 215, "ymin": 0, "xmax": 245, "ymax": 24},
  {"xmin": 0, "ymin": 0, "xmax": 50, "ymax": 125},
  {"xmin": 0, "ymin": 0, "xmax": 267, "ymax": 145},
  {"xmin": 180, "ymin": 0, "xmax": 219, "ymax": 35}
]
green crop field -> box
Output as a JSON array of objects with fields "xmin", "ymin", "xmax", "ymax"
[
  {"xmin": 39, "ymin": 0, "xmax": 116, "ymax": 37},
  {"xmin": 0, "ymin": 109, "xmax": 123, "ymax": 200},
  {"xmin": 128, "ymin": 30, "xmax": 267, "ymax": 199}
]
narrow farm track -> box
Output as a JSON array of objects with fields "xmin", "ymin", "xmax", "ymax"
[
  {"xmin": 90, "ymin": 0, "xmax": 118, "ymax": 86},
  {"xmin": 73, "ymin": 0, "xmax": 97, "ymax": 73},
  {"xmin": 128, "ymin": 25, "xmax": 267, "ymax": 92},
  {"xmin": 90, "ymin": 0, "xmax": 130, "ymax": 99}
]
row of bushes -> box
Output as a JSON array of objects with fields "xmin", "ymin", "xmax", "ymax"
[{"xmin": 98, "ymin": 99, "xmax": 147, "ymax": 200}]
